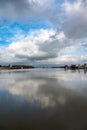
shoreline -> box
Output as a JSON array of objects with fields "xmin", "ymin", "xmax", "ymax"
[
  {"xmin": 0, "ymin": 64, "xmax": 87, "ymax": 70},
  {"xmin": 0, "ymin": 67, "xmax": 87, "ymax": 70},
  {"xmin": 0, "ymin": 67, "xmax": 35, "ymax": 70}
]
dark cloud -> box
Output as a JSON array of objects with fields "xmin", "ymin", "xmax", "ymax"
[
  {"xmin": 62, "ymin": 0, "xmax": 87, "ymax": 39},
  {"xmin": 15, "ymin": 53, "xmax": 57, "ymax": 61},
  {"xmin": 0, "ymin": 0, "xmax": 55, "ymax": 22},
  {"xmin": 0, "ymin": 0, "xmax": 30, "ymax": 20}
]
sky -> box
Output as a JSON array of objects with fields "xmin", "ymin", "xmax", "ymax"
[{"xmin": 0, "ymin": 0, "xmax": 87, "ymax": 65}]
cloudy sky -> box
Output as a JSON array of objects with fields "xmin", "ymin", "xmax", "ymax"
[{"xmin": 0, "ymin": 0, "xmax": 87, "ymax": 65}]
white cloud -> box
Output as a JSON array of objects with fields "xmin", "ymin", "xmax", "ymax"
[
  {"xmin": 0, "ymin": 0, "xmax": 87, "ymax": 64},
  {"xmin": 0, "ymin": 28, "xmax": 87, "ymax": 64},
  {"xmin": 3, "ymin": 29, "xmax": 70, "ymax": 64},
  {"xmin": 63, "ymin": 0, "xmax": 81, "ymax": 14}
]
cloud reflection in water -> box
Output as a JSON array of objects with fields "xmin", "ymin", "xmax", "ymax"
[{"xmin": 0, "ymin": 69, "xmax": 87, "ymax": 130}]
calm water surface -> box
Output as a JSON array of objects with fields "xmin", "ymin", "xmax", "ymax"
[{"xmin": 0, "ymin": 69, "xmax": 87, "ymax": 130}]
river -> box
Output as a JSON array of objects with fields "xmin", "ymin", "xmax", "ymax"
[{"xmin": 0, "ymin": 68, "xmax": 87, "ymax": 130}]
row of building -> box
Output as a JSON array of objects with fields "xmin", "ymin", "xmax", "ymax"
[{"xmin": 64, "ymin": 64, "xmax": 87, "ymax": 70}]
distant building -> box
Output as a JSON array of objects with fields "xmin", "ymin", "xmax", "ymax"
[
  {"xmin": 64, "ymin": 65, "xmax": 69, "ymax": 69},
  {"xmin": 78, "ymin": 64, "xmax": 80, "ymax": 69},
  {"xmin": 70, "ymin": 65, "xmax": 77, "ymax": 70},
  {"xmin": 8, "ymin": 64, "xmax": 13, "ymax": 68},
  {"xmin": 84, "ymin": 64, "xmax": 87, "ymax": 69}
]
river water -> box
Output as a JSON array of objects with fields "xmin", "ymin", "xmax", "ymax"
[{"xmin": 0, "ymin": 68, "xmax": 87, "ymax": 130}]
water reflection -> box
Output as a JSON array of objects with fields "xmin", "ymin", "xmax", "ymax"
[{"xmin": 0, "ymin": 69, "xmax": 87, "ymax": 130}]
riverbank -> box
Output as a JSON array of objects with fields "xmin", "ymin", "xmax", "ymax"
[
  {"xmin": 0, "ymin": 64, "xmax": 87, "ymax": 70},
  {"xmin": 0, "ymin": 65, "xmax": 35, "ymax": 70}
]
